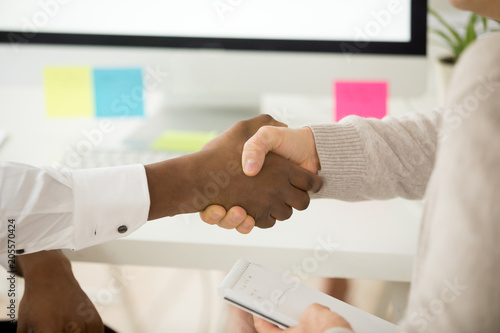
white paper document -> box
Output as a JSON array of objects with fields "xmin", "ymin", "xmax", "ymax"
[{"xmin": 219, "ymin": 259, "xmax": 400, "ymax": 332}]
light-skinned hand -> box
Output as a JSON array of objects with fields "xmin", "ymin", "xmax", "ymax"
[{"xmin": 253, "ymin": 304, "xmax": 353, "ymax": 333}]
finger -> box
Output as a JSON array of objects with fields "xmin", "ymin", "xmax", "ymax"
[
  {"xmin": 301, "ymin": 303, "xmax": 328, "ymax": 322},
  {"xmin": 256, "ymin": 114, "xmax": 288, "ymax": 128},
  {"xmin": 285, "ymin": 188, "xmax": 311, "ymax": 211},
  {"xmin": 243, "ymin": 126, "xmax": 286, "ymax": 176},
  {"xmin": 289, "ymin": 166, "xmax": 323, "ymax": 193},
  {"xmin": 254, "ymin": 213, "xmax": 276, "ymax": 229},
  {"xmin": 253, "ymin": 316, "xmax": 284, "ymax": 333},
  {"xmin": 302, "ymin": 304, "xmax": 353, "ymax": 330},
  {"xmin": 305, "ymin": 303, "xmax": 331, "ymax": 314},
  {"xmin": 217, "ymin": 206, "xmax": 248, "ymax": 229},
  {"xmin": 199, "ymin": 205, "xmax": 227, "ymax": 225},
  {"xmin": 302, "ymin": 303, "xmax": 338, "ymax": 321},
  {"xmin": 270, "ymin": 204, "xmax": 293, "ymax": 221},
  {"xmin": 235, "ymin": 215, "xmax": 255, "ymax": 234}
]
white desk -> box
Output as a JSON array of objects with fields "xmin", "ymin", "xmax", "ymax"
[
  {"xmin": 1, "ymin": 85, "xmax": 423, "ymax": 283},
  {"xmin": 67, "ymin": 199, "xmax": 421, "ymax": 282}
]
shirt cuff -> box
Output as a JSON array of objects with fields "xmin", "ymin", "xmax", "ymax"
[
  {"xmin": 308, "ymin": 119, "xmax": 366, "ymax": 200},
  {"xmin": 71, "ymin": 164, "xmax": 150, "ymax": 250}
]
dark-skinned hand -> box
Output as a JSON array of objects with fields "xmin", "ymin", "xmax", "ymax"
[{"xmin": 16, "ymin": 250, "xmax": 104, "ymax": 333}]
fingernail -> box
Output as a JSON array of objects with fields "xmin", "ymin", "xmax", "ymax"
[
  {"xmin": 244, "ymin": 159, "xmax": 257, "ymax": 174},
  {"xmin": 242, "ymin": 220, "xmax": 253, "ymax": 230},
  {"xmin": 232, "ymin": 212, "xmax": 243, "ymax": 223},
  {"xmin": 211, "ymin": 211, "xmax": 223, "ymax": 220}
]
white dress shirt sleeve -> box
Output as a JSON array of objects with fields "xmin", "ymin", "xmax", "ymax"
[{"xmin": 0, "ymin": 162, "xmax": 150, "ymax": 270}]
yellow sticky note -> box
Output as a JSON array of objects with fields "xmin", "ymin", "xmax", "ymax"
[
  {"xmin": 43, "ymin": 67, "xmax": 94, "ymax": 117},
  {"xmin": 152, "ymin": 131, "xmax": 218, "ymax": 152}
]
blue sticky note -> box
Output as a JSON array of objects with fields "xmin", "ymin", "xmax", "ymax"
[{"xmin": 93, "ymin": 68, "xmax": 144, "ymax": 117}]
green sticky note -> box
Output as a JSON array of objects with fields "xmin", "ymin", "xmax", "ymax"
[
  {"xmin": 152, "ymin": 131, "xmax": 218, "ymax": 152},
  {"xmin": 43, "ymin": 67, "xmax": 94, "ymax": 117}
]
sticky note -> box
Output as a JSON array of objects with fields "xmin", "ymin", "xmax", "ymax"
[
  {"xmin": 93, "ymin": 68, "xmax": 144, "ymax": 117},
  {"xmin": 44, "ymin": 67, "xmax": 93, "ymax": 117},
  {"xmin": 334, "ymin": 81, "xmax": 388, "ymax": 122},
  {"xmin": 152, "ymin": 131, "xmax": 218, "ymax": 152}
]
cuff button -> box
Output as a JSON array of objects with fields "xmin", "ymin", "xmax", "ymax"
[
  {"xmin": 16, "ymin": 249, "xmax": 25, "ymax": 255},
  {"xmin": 118, "ymin": 225, "xmax": 128, "ymax": 234}
]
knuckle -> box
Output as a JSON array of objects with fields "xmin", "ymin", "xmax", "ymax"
[
  {"xmin": 233, "ymin": 120, "xmax": 249, "ymax": 134},
  {"xmin": 236, "ymin": 226, "xmax": 251, "ymax": 234},
  {"xmin": 260, "ymin": 126, "xmax": 279, "ymax": 141},
  {"xmin": 199, "ymin": 211, "xmax": 210, "ymax": 223},
  {"xmin": 271, "ymin": 187, "xmax": 281, "ymax": 197},
  {"xmin": 261, "ymin": 218, "xmax": 276, "ymax": 229},
  {"xmin": 200, "ymin": 209, "xmax": 219, "ymax": 225},
  {"xmin": 267, "ymin": 219, "xmax": 277, "ymax": 228},
  {"xmin": 307, "ymin": 175, "xmax": 316, "ymax": 190},
  {"xmin": 309, "ymin": 303, "xmax": 324, "ymax": 312},
  {"xmin": 234, "ymin": 120, "xmax": 246, "ymax": 129},
  {"xmin": 283, "ymin": 207, "xmax": 293, "ymax": 220},
  {"xmin": 217, "ymin": 219, "xmax": 233, "ymax": 229},
  {"xmin": 260, "ymin": 114, "xmax": 275, "ymax": 123},
  {"xmin": 243, "ymin": 139, "xmax": 260, "ymax": 153},
  {"xmin": 298, "ymin": 195, "xmax": 311, "ymax": 211}
]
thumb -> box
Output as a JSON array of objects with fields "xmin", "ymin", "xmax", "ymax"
[{"xmin": 242, "ymin": 126, "xmax": 285, "ymax": 176}]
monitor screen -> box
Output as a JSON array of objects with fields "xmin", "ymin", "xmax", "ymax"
[{"xmin": 0, "ymin": 0, "xmax": 426, "ymax": 55}]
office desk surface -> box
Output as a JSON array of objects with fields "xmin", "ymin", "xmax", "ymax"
[
  {"xmin": 1, "ymin": 86, "xmax": 422, "ymax": 282},
  {"xmin": 66, "ymin": 198, "xmax": 421, "ymax": 282}
]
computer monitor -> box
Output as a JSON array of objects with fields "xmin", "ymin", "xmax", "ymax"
[{"xmin": 0, "ymin": 0, "xmax": 428, "ymax": 111}]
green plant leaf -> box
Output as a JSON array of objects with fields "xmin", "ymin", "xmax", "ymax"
[
  {"xmin": 429, "ymin": 8, "xmax": 463, "ymax": 47},
  {"xmin": 430, "ymin": 28, "xmax": 461, "ymax": 60},
  {"xmin": 482, "ymin": 17, "xmax": 488, "ymax": 32},
  {"xmin": 464, "ymin": 13, "xmax": 478, "ymax": 47}
]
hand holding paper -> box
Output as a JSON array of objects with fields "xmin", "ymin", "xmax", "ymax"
[{"xmin": 253, "ymin": 305, "xmax": 353, "ymax": 333}]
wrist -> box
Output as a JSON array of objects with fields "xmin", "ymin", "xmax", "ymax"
[
  {"xmin": 17, "ymin": 250, "xmax": 72, "ymax": 281},
  {"xmin": 145, "ymin": 151, "xmax": 216, "ymax": 219},
  {"xmin": 301, "ymin": 126, "xmax": 321, "ymax": 172}
]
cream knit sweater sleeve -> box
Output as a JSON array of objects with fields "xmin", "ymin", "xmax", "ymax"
[{"xmin": 309, "ymin": 110, "xmax": 441, "ymax": 201}]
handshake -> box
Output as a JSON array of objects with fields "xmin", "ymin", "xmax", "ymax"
[{"xmin": 145, "ymin": 114, "xmax": 323, "ymax": 232}]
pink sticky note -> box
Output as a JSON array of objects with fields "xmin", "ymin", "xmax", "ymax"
[{"xmin": 334, "ymin": 81, "xmax": 388, "ymax": 122}]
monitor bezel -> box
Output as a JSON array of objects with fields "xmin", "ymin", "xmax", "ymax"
[{"xmin": 0, "ymin": 0, "xmax": 427, "ymax": 55}]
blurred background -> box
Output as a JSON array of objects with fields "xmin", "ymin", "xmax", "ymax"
[{"xmin": 1, "ymin": 0, "xmax": 498, "ymax": 331}]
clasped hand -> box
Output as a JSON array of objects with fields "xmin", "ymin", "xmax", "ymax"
[
  {"xmin": 145, "ymin": 114, "xmax": 322, "ymax": 231},
  {"xmin": 199, "ymin": 115, "xmax": 322, "ymax": 233}
]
